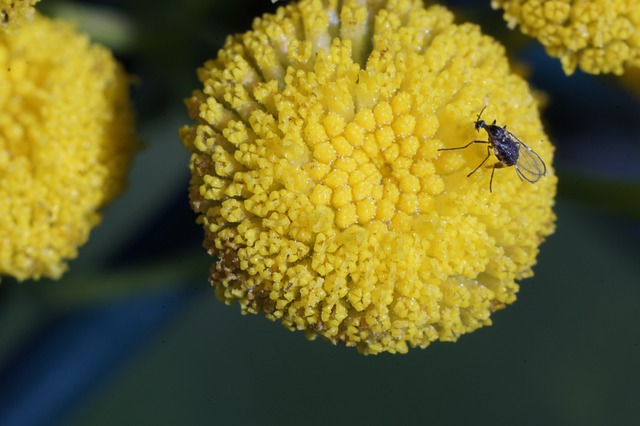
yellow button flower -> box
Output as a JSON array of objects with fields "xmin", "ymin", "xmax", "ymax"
[
  {"xmin": 492, "ymin": 0, "xmax": 640, "ymax": 75},
  {"xmin": 0, "ymin": 14, "xmax": 139, "ymax": 281},
  {"xmin": 181, "ymin": 0, "xmax": 557, "ymax": 354}
]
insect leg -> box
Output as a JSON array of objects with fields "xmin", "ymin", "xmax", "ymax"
[
  {"xmin": 467, "ymin": 144, "xmax": 492, "ymax": 177},
  {"xmin": 489, "ymin": 164, "xmax": 496, "ymax": 192},
  {"xmin": 438, "ymin": 140, "xmax": 489, "ymax": 151}
]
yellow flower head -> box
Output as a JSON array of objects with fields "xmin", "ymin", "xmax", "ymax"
[
  {"xmin": 181, "ymin": 0, "xmax": 557, "ymax": 354},
  {"xmin": 492, "ymin": 0, "xmax": 640, "ymax": 75},
  {"xmin": 0, "ymin": 0, "xmax": 40, "ymax": 32},
  {"xmin": 0, "ymin": 14, "xmax": 139, "ymax": 281}
]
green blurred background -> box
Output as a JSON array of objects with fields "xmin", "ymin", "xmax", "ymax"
[{"xmin": 1, "ymin": 1, "xmax": 639, "ymax": 425}]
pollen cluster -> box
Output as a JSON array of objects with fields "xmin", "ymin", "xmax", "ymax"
[
  {"xmin": 492, "ymin": 0, "xmax": 640, "ymax": 75},
  {"xmin": 0, "ymin": 15, "xmax": 138, "ymax": 281},
  {"xmin": 181, "ymin": 0, "xmax": 557, "ymax": 354}
]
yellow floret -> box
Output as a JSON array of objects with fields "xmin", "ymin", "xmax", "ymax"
[
  {"xmin": 492, "ymin": 0, "xmax": 640, "ymax": 75},
  {"xmin": 181, "ymin": 0, "xmax": 557, "ymax": 354},
  {"xmin": 0, "ymin": 14, "xmax": 139, "ymax": 281}
]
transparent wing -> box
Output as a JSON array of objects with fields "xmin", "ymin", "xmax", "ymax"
[{"xmin": 514, "ymin": 141, "xmax": 547, "ymax": 183}]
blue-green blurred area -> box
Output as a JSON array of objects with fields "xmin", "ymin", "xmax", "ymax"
[{"xmin": 1, "ymin": 1, "xmax": 639, "ymax": 425}]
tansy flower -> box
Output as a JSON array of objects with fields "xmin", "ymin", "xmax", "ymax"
[
  {"xmin": 0, "ymin": 0, "xmax": 40, "ymax": 32},
  {"xmin": 492, "ymin": 0, "xmax": 640, "ymax": 75},
  {"xmin": 0, "ymin": 14, "xmax": 139, "ymax": 281},
  {"xmin": 181, "ymin": 0, "xmax": 557, "ymax": 355}
]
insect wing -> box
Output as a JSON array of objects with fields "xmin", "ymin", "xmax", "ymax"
[{"xmin": 513, "ymin": 141, "xmax": 547, "ymax": 183}]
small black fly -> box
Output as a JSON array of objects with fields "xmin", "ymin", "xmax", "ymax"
[{"xmin": 438, "ymin": 107, "xmax": 547, "ymax": 192}]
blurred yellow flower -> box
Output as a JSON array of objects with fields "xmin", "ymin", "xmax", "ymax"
[
  {"xmin": 492, "ymin": 0, "xmax": 640, "ymax": 75},
  {"xmin": 0, "ymin": 14, "xmax": 139, "ymax": 281},
  {"xmin": 181, "ymin": 0, "xmax": 557, "ymax": 354},
  {"xmin": 0, "ymin": 0, "xmax": 40, "ymax": 32}
]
